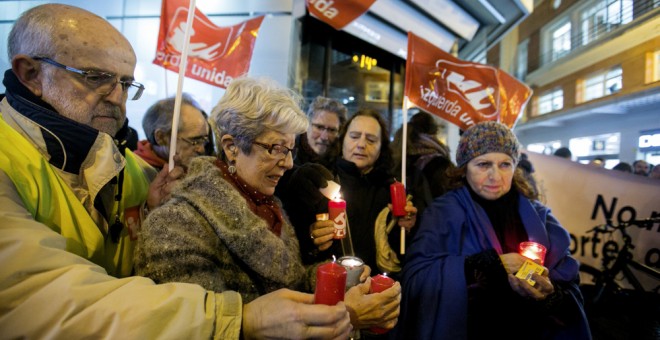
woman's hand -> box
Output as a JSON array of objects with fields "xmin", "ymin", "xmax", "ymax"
[
  {"xmin": 147, "ymin": 164, "xmax": 185, "ymax": 210},
  {"xmin": 309, "ymin": 220, "xmax": 335, "ymax": 251},
  {"xmin": 500, "ymin": 252, "xmax": 555, "ymax": 300},
  {"xmin": 499, "ymin": 253, "xmax": 527, "ymax": 274},
  {"xmin": 344, "ymin": 278, "xmax": 401, "ymax": 330},
  {"xmin": 359, "ymin": 265, "xmax": 372, "ymax": 283},
  {"xmin": 395, "ymin": 201, "xmax": 418, "ymax": 231},
  {"xmin": 506, "ymin": 271, "xmax": 555, "ymax": 301}
]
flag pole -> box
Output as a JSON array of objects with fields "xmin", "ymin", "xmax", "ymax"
[
  {"xmin": 400, "ymin": 96, "xmax": 409, "ymax": 255},
  {"xmin": 168, "ymin": 0, "xmax": 197, "ymax": 171}
]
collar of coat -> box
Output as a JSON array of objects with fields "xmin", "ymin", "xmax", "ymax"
[{"xmin": 2, "ymin": 69, "xmax": 131, "ymax": 174}]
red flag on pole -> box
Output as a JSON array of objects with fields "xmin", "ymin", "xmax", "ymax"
[
  {"xmin": 306, "ymin": 0, "xmax": 376, "ymax": 30},
  {"xmin": 404, "ymin": 32, "xmax": 532, "ymax": 130},
  {"xmin": 153, "ymin": 0, "xmax": 264, "ymax": 89}
]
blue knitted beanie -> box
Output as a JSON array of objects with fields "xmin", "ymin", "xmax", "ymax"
[{"xmin": 456, "ymin": 121, "xmax": 521, "ymax": 167}]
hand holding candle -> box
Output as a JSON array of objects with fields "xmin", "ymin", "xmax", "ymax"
[
  {"xmin": 368, "ymin": 273, "xmax": 396, "ymax": 334},
  {"xmin": 338, "ymin": 256, "xmax": 365, "ymax": 289},
  {"xmin": 314, "ymin": 257, "xmax": 347, "ymax": 306}
]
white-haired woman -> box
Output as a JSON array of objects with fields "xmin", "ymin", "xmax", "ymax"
[{"xmin": 135, "ymin": 77, "xmax": 351, "ymax": 339}]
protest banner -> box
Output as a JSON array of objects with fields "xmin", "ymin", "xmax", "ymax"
[{"xmin": 526, "ymin": 152, "xmax": 660, "ymax": 289}]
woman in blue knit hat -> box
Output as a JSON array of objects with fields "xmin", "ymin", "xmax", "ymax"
[{"xmin": 395, "ymin": 121, "xmax": 591, "ymax": 339}]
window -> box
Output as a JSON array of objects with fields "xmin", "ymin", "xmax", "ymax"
[
  {"xmin": 538, "ymin": 88, "xmax": 563, "ymax": 115},
  {"xmin": 516, "ymin": 39, "xmax": 529, "ymax": 80},
  {"xmin": 580, "ymin": 65, "xmax": 622, "ymax": 102},
  {"xmin": 551, "ymin": 21, "xmax": 572, "ymax": 61},
  {"xmin": 579, "ymin": 0, "xmax": 633, "ymax": 46},
  {"xmin": 540, "ymin": 0, "xmax": 643, "ymax": 66},
  {"xmin": 646, "ymin": 50, "xmax": 660, "ymax": 83}
]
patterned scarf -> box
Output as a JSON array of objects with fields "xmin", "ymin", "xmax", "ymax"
[{"xmin": 215, "ymin": 159, "xmax": 283, "ymax": 236}]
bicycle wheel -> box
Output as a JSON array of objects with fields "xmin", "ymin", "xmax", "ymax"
[{"xmin": 579, "ymin": 263, "xmax": 609, "ymax": 305}]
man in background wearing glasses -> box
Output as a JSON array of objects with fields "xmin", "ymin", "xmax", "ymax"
[
  {"xmin": 295, "ymin": 96, "xmax": 347, "ymax": 165},
  {"xmin": 136, "ymin": 94, "xmax": 212, "ymax": 171},
  {"xmin": 0, "ymin": 4, "xmax": 350, "ymax": 340}
]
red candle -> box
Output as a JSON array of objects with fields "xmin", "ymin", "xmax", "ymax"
[
  {"xmin": 390, "ymin": 181, "xmax": 407, "ymax": 217},
  {"xmin": 519, "ymin": 241, "xmax": 547, "ymax": 265},
  {"xmin": 328, "ymin": 197, "xmax": 347, "ymax": 239},
  {"xmin": 314, "ymin": 260, "xmax": 347, "ymax": 306},
  {"xmin": 369, "ymin": 274, "xmax": 396, "ymax": 334}
]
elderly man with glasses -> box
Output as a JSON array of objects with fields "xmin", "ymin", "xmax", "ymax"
[
  {"xmin": 135, "ymin": 94, "xmax": 212, "ymax": 171},
  {"xmin": 0, "ymin": 4, "xmax": 351, "ymax": 340}
]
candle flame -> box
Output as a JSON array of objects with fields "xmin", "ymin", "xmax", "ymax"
[{"xmin": 331, "ymin": 255, "xmax": 337, "ymax": 263}]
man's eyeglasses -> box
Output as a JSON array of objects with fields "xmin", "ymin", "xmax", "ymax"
[
  {"xmin": 180, "ymin": 136, "xmax": 210, "ymax": 147},
  {"xmin": 312, "ymin": 123, "xmax": 339, "ymax": 136},
  {"xmin": 253, "ymin": 141, "xmax": 296, "ymax": 159},
  {"xmin": 33, "ymin": 56, "xmax": 145, "ymax": 101}
]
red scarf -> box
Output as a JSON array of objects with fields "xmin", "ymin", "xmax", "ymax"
[
  {"xmin": 134, "ymin": 140, "xmax": 167, "ymax": 169},
  {"xmin": 215, "ymin": 159, "xmax": 283, "ymax": 236}
]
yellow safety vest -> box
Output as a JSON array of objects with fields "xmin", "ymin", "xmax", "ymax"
[{"xmin": 0, "ymin": 114, "xmax": 150, "ymax": 277}]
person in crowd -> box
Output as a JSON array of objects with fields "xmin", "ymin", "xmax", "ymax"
[
  {"xmin": 633, "ymin": 159, "xmax": 650, "ymax": 176},
  {"xmin": 296, "ymin": 95, "xmax": 347, "ymax": 165},
  {"xmin": 286, "ymin": 109, "xmax": 418, "ymax": 276},
  {"xmin": 0, "ymin": 5, "xmax": 351, "ymax": 339},
  {"xmin": 126, "ymin": 125, "xmax": 139, "ymax": 151},
  {"xmin": 135, "ymin": 94, "xmax": 211, "ymax": 170},
  {"xmin": 390, "ymin": 110, "xmax": 454, "ymax": 218},
  {"xmin": 274, "ymin": 96, "xmax": 346, "ymax": 208},
  {"xmin": 612, "ymin": 162, "xmax": 633, "ymax": 173},
  {"xmin": 650, "ymin": 164, "xmax": 660, "ymax": 179},
  {"xmin": 135, "ymin": 77, "xmax": 397, "ymax": 334},
  {"xmin": 588, "ymin": 157, "xmax": 605, "ymax": 168},
  {"xmin": 553, "ymin": 146, "xmax": 572, "ymax": 160},
  {"xmin": 395, "ymin": 121, "xmax": 591, "ymax": 340},
  {"xmin": 517, "ymin": 152, "xmax": 540, "ymax": 199}
]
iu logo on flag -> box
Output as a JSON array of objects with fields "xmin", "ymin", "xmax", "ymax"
[
  {"xmin": 405, "ymin": 32, "xmax": 531, "ymax": 130},
  {"xmin": 433, "ymin": 59, "xmax": 500, "ymax": 120},
  {"xmin": 153, "ymin": 0, "xmax": 264, "ymax": 89},
  {"xmin": 164, "ymin": 7, "xmax": 232, "ymax": 62}
]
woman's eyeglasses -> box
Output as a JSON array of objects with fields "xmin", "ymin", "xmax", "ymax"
[
  {"xmin": 33, "ymin": 56, "xmax": 145, "ymax": 101},
  {"xmin": 253, "ymin": 141, "xmax": 297, "ymax": 159}
]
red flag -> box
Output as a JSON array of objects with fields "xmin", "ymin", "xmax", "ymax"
[
  {"xmin": 306, "ymin": 0, "xmax": 376, "ymax": 30},
  {"xmin": 153, "ymin": 0, "xmax": 264, "ymax": 89},
  {"xmin": 405, "ymin": 32, "xmax": 532, "ymax": 130}
]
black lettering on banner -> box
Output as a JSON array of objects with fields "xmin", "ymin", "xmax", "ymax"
[{"xmin": 644, "ymin": 248, "xmax": 660, "ymax": 268}]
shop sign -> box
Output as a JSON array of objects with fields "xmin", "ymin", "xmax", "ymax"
[{"xmin": 638, "ymin": 132, "xmax": 660, "ymax": 151}]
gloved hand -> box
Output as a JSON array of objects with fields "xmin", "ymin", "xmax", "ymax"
[{"xmin": 287, "ymin": 163, "xmax": 334, "ymax": 213}]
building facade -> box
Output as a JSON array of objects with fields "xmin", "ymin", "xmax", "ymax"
[
  {"xmin": 501, "ymin": 0, "xmax": 660, "ymax": 167},
  {"xmin": 1, "ymin": 0, "xmax": 531, "ymax": 146}
]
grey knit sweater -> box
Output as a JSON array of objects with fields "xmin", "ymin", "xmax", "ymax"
[{"xmin": 134, "ymin": 156, "xmax": 312, "ymax": 302}]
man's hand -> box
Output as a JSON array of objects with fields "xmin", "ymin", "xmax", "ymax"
[
  {"xmin": 344, "ymin": 278, "xmax": 401, "ymax": 330},
  {"xmin": 242, "ymin": 289, "xmax": 352, "ymax": 340},
  {"xmin": 146, "ymin": 165, "xmax": 184, "ymax": 210}
]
